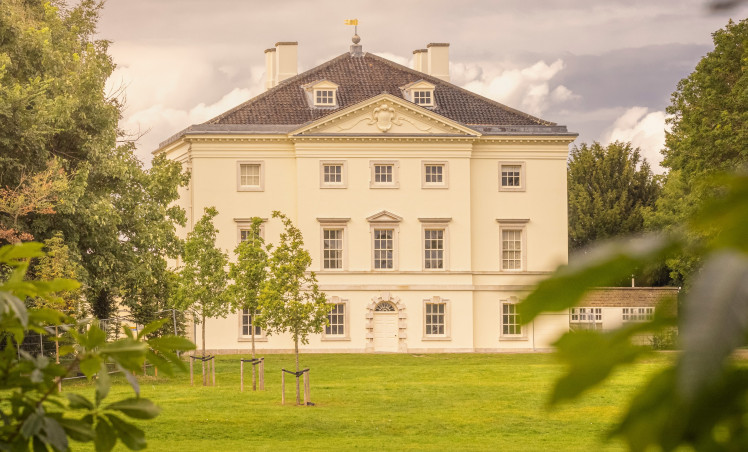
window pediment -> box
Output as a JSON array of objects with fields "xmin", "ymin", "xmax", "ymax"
[{"xmin": 366, "ymin": 210, "xmax": 403, "ymax": 223}]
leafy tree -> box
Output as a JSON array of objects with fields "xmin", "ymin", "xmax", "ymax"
[
  {"xmin": 174, "ymin": 207, "xmax": 230, "ymax": 357},
  {"xmin": 0, "ymin": 242, "xmax": 195, "ymax": 451},
  {"xmin": 32, "ymin": 232, "xmax": 83, "ymax": 316},
  {"xmin": 0, "ymin": 0, "xmax": 188, "ymax": 320},
  {"xmin": 227, "ymin": 217, "xmax": 268, "ymax": 358},
  {"xmin": 0, "ymin": 159, "xmax": 68, "ymax": 243},
  {"xmin": 260, "ymin": 211, "xmax": 330, "ymax": 405},
  {"xmin": 568, "ymin": 141, "xmax": 660, "ymax": 251},
  {"xmin": 519, "ymin": 171, "xmax": 748, "ymax": 451},
  {"xmin": 646, "ymin": 18, "xmax": 748, "ymax": 283}
]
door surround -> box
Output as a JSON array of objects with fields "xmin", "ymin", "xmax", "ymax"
[{"xmin": 365, "ymin": 292, "xmax": 407, "ymax": 352}]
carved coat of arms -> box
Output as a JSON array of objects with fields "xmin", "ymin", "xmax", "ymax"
[{"xmin": 368, "ymin": 103, "xmax": 402, "ymax": 132}]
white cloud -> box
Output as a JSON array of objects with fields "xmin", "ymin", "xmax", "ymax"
[
  {"xmin": 601, "ymin": 106, "xmax": 669, "ymax": 174},
  {"xmin": 122, "ymin": 86, "xmax": 257, "ymax": 163},
  {"xmin": 454, "ymin": 59, "xmax": 576, "ymax": 116}
]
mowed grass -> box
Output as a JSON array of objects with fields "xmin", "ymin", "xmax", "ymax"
[{"xmin": 64, "ymin": 353, "xmax": 673, "ymax": 451}]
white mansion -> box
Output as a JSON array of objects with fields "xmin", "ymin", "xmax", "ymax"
[{"xmin": 156, "ymin": 38, "xmax": 579, "ymax": 353}]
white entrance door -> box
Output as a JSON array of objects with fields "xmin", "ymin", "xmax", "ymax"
[{"xmin": 373, "ymin": 312, "xmax": 398, "ymax": 352}]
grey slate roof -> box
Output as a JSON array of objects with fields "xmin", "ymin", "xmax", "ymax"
[
  {"xmin": 206, "ymin": 52, "xmax": 558, "ymax": 127},
  {"xmin": 158, "ymin": 51, "xmax": 575, "ymax": 149}
]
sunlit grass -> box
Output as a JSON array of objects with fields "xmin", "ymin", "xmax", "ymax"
[{"xmin": 65, "ymin": 353, "xmax": 673, "ymax": 451}]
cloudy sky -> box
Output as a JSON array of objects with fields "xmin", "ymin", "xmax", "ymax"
[{"xmin": 95, "ymin": 0, "xmax": 747, "ymax": 172}]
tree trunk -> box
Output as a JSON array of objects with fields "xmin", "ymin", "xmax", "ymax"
[
  {"xmin": 201, "ymin": 313, "xmax": 206, "ymax": 357},
  {"xmin": 202, "ymin": 313, "xmax": 207, "ymax": 386},
  {"xmin": 294, "ymin": 335, "xmax": 300, "ymax": 405},
  {"xmin": 251, "ymin": 320, "xmax": 256, "ymax": 359}
]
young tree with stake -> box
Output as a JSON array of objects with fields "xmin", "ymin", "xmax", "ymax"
[
  {"xmin": 228, "ymin": 217, "xmax": 268, "ymax": 358},
  {"xmin": 174, "ymin": 207, "xmax": 230, "ymax": 358},
  {"xmin": 260, "ymin": 211, "xmax": 331, "ymax": 405}
]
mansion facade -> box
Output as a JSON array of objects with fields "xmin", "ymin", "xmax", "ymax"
[{"xmin": 156, "ymin": 38, "xmax": 578, "ymax": 353}]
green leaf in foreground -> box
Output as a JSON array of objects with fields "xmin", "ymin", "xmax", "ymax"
[{"xmin": 105, "ymin": 398, "xmax": 160, "ymax": 420}]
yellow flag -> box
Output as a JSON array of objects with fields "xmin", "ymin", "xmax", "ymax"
[{"xmin": 344, "ymin": 19, "xmax": 358, "ymax": 26}]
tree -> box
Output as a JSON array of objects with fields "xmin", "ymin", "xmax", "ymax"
[
  {"xmin": 260, "ymin": 211, "xmax": 330, "ymax": 405},
  {"xmin": 174, "ymin": 207, "xmax": 230, "ymax": 357},
  {"xmin": 0, "ymin": 160, "xmax": 68, "ymax": 243},
  {"xmin": 0, "ymin": 242, "xmax": 195, "ymax": 451},
  {"xmin": 646, "ymin": 18, "xmax": 748, "ymax": 283},
  {"xmin": 520, "ymin": 171, "xmax": 748, "ymax": 451},
  {"xmin": 0, "ymin": 0, "xmax": 188, "ymax": 320},
  {"xmin": 568, "ymin": 141, "xmax": 660, "ymax": 251},
  {"xmin": 32, "ymin": 232, "xmax": 83, "ymax": 316},
  {"xmin": 227, "ymin": 217, "xmax": 268, "ymax": 358}
]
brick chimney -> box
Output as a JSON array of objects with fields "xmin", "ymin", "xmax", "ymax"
[
  {"xmin": 265, "ymin": 42, "xmax": 298, "ymax": 89},
  {"xmin": 427, "ymin": 43, "xmax": 450, "ymax": 82}
]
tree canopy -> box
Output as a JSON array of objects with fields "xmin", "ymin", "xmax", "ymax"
[
  {"xmin": 174, "ymin": 207, "xmax": 230, "ymax": 356},
  {"xmin": 227, "ymin": 217, "xmax": 268, "ymax": 358},
  {"xmin": 260, "ymin": 211, "xmax": 329, "ymax": 404},
  {"xmin": 568, "ymin": 141, "xmax": 660, "ymax": 251},
  {"xmin": 0, "ymin": 0, "xmax": 188, "ymax": 322},
  {"xmin": 646, "ymin": 18, "xmax": 748, "ymax": 283}
]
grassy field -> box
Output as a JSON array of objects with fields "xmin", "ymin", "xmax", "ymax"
[{"xmin": 63, "ymin": 353, "xmax": 672, "ymax": 451}]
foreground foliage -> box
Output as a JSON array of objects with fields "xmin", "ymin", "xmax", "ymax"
[
  {"xmin": 0, "ymin": 243, "xmax": 195, "ymax": 451},
  {"xmin": 520, "ymin": 172, "xmax": 748, "ymax": 451}
]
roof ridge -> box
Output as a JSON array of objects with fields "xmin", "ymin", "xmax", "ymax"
[
  {"xmin": 364, "ymin": 53, "xmax": 556, "ymax": 127},
  {"xmin": 203, "ymin": 52, "xmax": 352, "ymax": 125}
]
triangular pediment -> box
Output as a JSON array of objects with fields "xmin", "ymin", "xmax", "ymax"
[
  {"xmin": 366, "ymin": 210, "xmax": 403, "ymax": 223},
  {"xmin": 291, "ymin": 94, "xmax": 480, "ymax": 136}
]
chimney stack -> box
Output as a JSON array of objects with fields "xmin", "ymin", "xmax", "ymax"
[
  {"xmin": 412, "ymin": 49, "xmax": 428, "ymax": 73},
  {"xmin": 265, "ymin": 42, "xmax": 298, "ymax": 90},
  {"xmin": 427, "ymin": 43, "xmax": 450, "ymax": 82},
  {"xmin": 264, "ymin": 48, "xmax": 276, "ymax": 90}
]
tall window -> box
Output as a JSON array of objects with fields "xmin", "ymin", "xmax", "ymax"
[
  {"xmin": 501, "ymin": 303, "xmax": 522, "ymax": 336},
  {"xmin": 499, "ymin": 162, "xmax": 525, "ymax": 191},
  {"xmin": 315, "ymin": 89, "xmax": 335, "ymax": 105},
  {"xmin": 326, "ymin": 303, "xmax": 345, "ymax": 336},
  {"xmin": 623, "ymin": 307, "xmax": 654, "ymax": 322},
  {"xmin": 374, "ymin": 228, "xmax": 394, "ymax": 269},
  {"xmin": 424, "ymin": 229, "xmax": 444, "ymax": 269},
  {"xmin": 237, "ymin": 161, "xmax": 264, "ymax": 191},
  {"xmin": 413, "ymin": 90, "xmax": 433, "ymax": 106},
  {"xmin": 323, "ymin": 228, "xmax": 343, "ymax": 269},
  {"xmin": 241, "ymin": 309, "xmax": 262, "ymax": 337},
  {"xmin": 501, "ymin": 229, "xmax": 522, "ymax": 270},
  {"xmin": 570, "ymin": 307, "xmax": 603, "ymax": 331},
  {"xmin": 425, "ymin": 302, "xmax": 446, "ymax": 336}
]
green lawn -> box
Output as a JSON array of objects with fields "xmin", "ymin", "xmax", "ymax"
[{"xmin": 64, "ymin": 353, "xmax": 672, "ymax": 451}]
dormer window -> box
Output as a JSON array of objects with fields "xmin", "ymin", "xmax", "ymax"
[
  {"xmin": 413, "ymin": 90, "xmax": 433, "ymax": 106},
  {"xmin": 315, "ymin": 89, "xmax": 335, "ymax": 105},
  {"xmin": 400, "ymin": 80, "xmax": 436, "ymax": 108},
  {"xmin": 303, "ymin": 80, "xmax": 339, "ymax": 108}
]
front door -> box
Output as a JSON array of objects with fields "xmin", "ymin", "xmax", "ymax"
[{"xmin": 373, "ymin": 312, "xmax": 398, "ymax": 352}]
